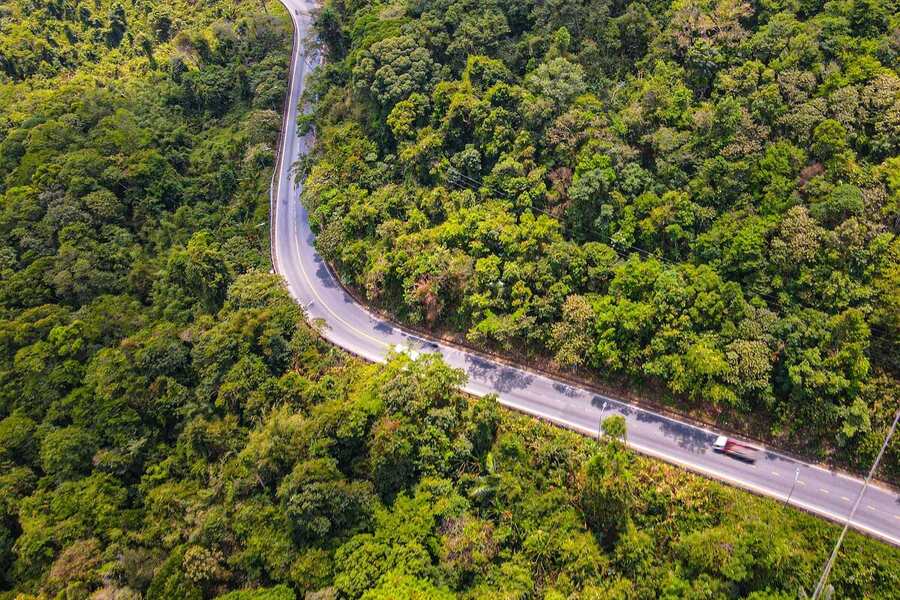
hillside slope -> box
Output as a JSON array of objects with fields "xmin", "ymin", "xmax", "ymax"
[{"xmin": 301, "ymin": 0, "xmax": 900, "ymax": 477}]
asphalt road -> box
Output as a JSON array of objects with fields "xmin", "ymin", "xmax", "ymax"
[{"xmin": 272, "ymin": 0, "xmax": 900, "ymax": 547}]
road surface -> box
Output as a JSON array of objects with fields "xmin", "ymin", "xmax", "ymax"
[{"xmin": 271, "ymin": 0, "xmax": 900, "ymax": 546}]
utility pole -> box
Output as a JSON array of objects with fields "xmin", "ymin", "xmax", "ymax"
[
  {"xmin": 811, "ymin": 407, "xmax": 900, "ymax": 599},
  {"xmin": 785, "ymin": 466, "xmax": 800, "ymax": 507}
]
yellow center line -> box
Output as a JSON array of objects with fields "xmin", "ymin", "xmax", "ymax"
[
  {"xmin": 288, "ymin": 200, "xmax": 391, "ymax": 352},
  {"xmin": 275, "ymin": 37, "xmax": 392, "ymax": 355}
]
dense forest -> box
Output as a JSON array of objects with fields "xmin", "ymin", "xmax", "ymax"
[
  {"xmin": 301, "ymin": 0, "xmax": 900, "ymax": 475},
  {"xmin": 1, "ymin": 0, "xmax": 900, "ymax": 598}
]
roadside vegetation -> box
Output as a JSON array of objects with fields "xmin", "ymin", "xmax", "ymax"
[
  {"xmin": 301, "ymin": 0, "xmax": 900, "ymax": 478},
  {"xmin": 1, "ymin": 0, "xmax": 900, "ymax": 598}
]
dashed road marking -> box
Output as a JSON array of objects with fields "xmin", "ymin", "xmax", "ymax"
[
  {"xmin": 271, "ymin": 0, "xmax": 900, "ymax": 548},
  {"xmin": 867, "ymin": 505, "xmax": 877, "ymax": 511},
  {"xmin": 797, "ymin": 480, "xmax": 806, "ymax": 486},
  {"xmin": 841, "ymin": 496, "xmax": 851, "ymax": 502},
  {"xmin": 819, "ymin": 488, "xmax": 830, "ymax": 494},
  {"xmin": 772, "ymin": 471, "xmax": 780, "ymax": 476},
  {"xmin": 290, "ymin": 213, "xmax": 390, "ymax": 352},
  {"xmin": 491, "ymin": 399, "xmax": 900, "ymax": 545}
]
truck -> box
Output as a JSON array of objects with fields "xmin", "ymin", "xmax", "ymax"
[{"xmin": 713, "ymin": 435, "xmax": 759, "ymax": 462}]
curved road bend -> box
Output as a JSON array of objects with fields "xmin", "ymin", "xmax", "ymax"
[{"xmin": 272, "ymin": 0, "xmax": 900, "ymax": 546}]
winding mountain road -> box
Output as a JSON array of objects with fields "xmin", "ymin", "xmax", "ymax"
[{"xmin": 271, "ymin": 0, "xmax": 900, "ymax": 547}]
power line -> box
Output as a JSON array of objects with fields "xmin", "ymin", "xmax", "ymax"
[{"xmin": 810, "ymin": 407, "xmax": 900, "ymax": 599}]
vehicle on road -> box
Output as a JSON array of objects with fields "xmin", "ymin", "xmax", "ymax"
[
  {"xmin": 713, "ymin": 435, "xmax": 759, "ymax": 462},
  {"xmin": 270, "ymin": 0, "xmax": 900, "ymax": 546}
]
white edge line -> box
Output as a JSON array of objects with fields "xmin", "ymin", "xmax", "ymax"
[
  {"xmin": 491, "ymin": 395, "xmax": 900, "ymax": 547},
  {"xmin": 274, "ymin": 0, "xmax": 895, "ymax": 502},
  {"xmin": 407, "ymin": 335, "xmax": 895, "ymax": 496},
  {"xmin": 272, "ymin": 0, "xmax": 900, "ymax": 547}
]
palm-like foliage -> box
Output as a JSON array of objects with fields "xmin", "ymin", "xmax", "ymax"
[{"xmin": 470, "ymin": 452, "xmax": 501, "ymax": 508}]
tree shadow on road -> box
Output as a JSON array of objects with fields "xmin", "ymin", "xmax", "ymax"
[
  {"xmin": 634, "ymin": 409, "xmax": 713, "ymax": 455},
  {"xmin": 465, "ymin": 355, "xmax": 534, "ymax": 393},
  {"xmin": 553, "ymin": 382, "xmax": 581, "ymax": 398}
]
